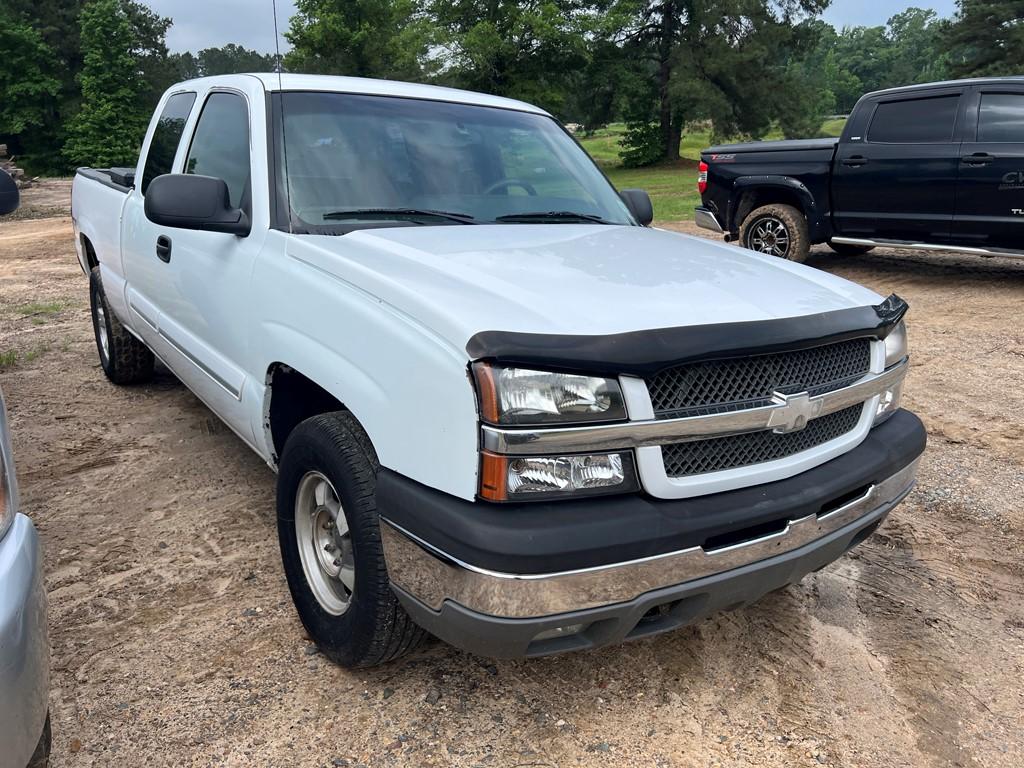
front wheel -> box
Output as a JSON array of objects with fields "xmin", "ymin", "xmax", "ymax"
[
  {"xmin": 276, "ymin": 412, "xmax": 425, "ymax": 668},
  {"xmin": 738, "ymin": 203, "xmax": 810, "ymax": 263}
]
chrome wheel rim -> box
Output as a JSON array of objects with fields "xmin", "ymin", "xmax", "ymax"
[
  {"xmin": 295, "ymin": 471, "xmax": 354, "ymax": 615},
  {"xmin": 748, "ymin": 216, "xmax": 791, "ymax": 258},
  {"xmin": 95, "ymin": 302, "xmax": 110, "ymax": 363}
]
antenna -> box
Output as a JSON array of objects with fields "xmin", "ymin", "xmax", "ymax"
[{"xmin": 271, "ymin": 0, "xmax": 292, "ymax": 233}]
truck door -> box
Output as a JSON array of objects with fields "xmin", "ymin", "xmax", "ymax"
[
  {"xmin": 953, "ymin": 85, "xmax": 1024, "ymax": 252},
  {"xmin": 832, "ymin": 89, "xmax": 963, "ymax": 242},
  {"xmin": 122, "ymin": 85, "xmax": 267, "ymax": 446}
]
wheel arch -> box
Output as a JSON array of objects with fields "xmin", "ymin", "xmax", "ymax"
[{"xmin": 729, "ymin": 177, "xmax": 826, "ymax": 240}]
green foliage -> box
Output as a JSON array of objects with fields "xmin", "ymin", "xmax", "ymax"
[
  {"xmin": 943, "ymin": 0, "xmax": 1024, "ymax": 77},
  {"xmin": 429, "ymin": 0, "xmax": 596, "ymax": 113},
  {"xmin": 0, "ymin": 12, "xmax": 61, "ymax": 136},
  {"xmin": 285, "ymin": 0, "xmax": 432, "ymax": 80},
  {"xmin": 620, "ymin": 121, "xmax": 664, "ymax": 167},
  {"xmin": 183, "ymin": 44, "xmax": 280, "ymax": 77},
  {"xmin": 63, "ymin": 0, "xmax": 149, "ymax": 168}
]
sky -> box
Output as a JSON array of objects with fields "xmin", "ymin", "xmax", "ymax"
[{"xmin": 150, "ymin": 0, "xmax": 958, "ymax": 55}]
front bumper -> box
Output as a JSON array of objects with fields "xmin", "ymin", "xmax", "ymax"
[
  {"xmin": 0, "ymin": 515, "xmax": 49, "ymax": 767},
  {"xmin": 380, "ymin": 411, "xmax": 925, "ymax": 658}
]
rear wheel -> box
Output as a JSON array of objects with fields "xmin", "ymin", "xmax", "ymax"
[
  {"xmin": 27, "ymin": 713, "xmax": 50, "ymax": 768},
  {"xmin": 828, "ymin": 241, "xmax": 875, "ymax": 256},
  {"xmin": 89, "ymin": 267, "xmax": 154, "ymax": 385},
  {"xmin": 739, "ymin": 203, "xmax": 810, "ymax": 263},
  {"xmin": 276, "ymin": 411, "xmax": 425, "ymax": 667}
]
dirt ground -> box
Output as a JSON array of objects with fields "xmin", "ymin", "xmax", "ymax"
[{"xmin": 1, "ymin": 183, "xmax": 1022, "ymax": 767}]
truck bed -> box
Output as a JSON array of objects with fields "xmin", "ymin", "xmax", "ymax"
[{"xmin": 75, "ymin": 167, "xmax": 135, "ymax": 193}]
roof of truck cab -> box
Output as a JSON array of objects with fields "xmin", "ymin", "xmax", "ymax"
[
  {"xmin": 173, "ymin": 73, "xmax": 550, "ymax": 116},
  {"xmin": 863, "ymin": 76, "xmax": 1024, "ymax": 99}
]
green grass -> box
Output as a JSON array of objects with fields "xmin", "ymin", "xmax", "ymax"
[
  {"xmin": 577, "ymin": 119, "xmax": 847, "ymax": 222},
  {"xmin": 0, "ymin": 350, "xmax": 17, "ymax": 371},
  {"xmin": 0, "ymin": 342, "xmax": 54, "ymax": 371},
  {"xmin": 15, "ymin": 301, "xmax": 65, "ymax": 317}
]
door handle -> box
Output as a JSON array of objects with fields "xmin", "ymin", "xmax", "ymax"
[
  {"xmin": 842, "ymin": 156, "xmax": 868, "ymax": 167},
  {"xmin": 156, "ymin": 235, "xmax": 172, "ymax": 263},
  {"xmin": 962, "ymin": 152, "xmax": 994, "ymax": 166}
]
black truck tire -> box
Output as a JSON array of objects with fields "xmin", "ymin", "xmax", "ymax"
[
  {"xmin": 276, "ymin": 411, "xmax": 425, "ymax": 668},
  {"xmin": 828, "ymin": 241, "xmax": 876, "ymax": 256},
  {"xmin": 26, "ymin": 713, "xmax": 50, "ymax": 768},
  {"xmin": 739, "ymin": 204, "xmax": 810, "ymax": 263},
  {"xmin": 89, "ymin": 267, "xmax": 155, "ymax": 385}
]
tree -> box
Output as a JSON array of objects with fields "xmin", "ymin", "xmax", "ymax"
[
  {"xmin": 0, "ymin": 12, "xmax": 62, "ymax": 138},
  {"xmin": 943, "ymin": 0, "xmax": 1024, "ymax": 77},
  {"xmin": 613, "ymin": 0, "xmax": 829, "ymax": 163},
  {"xmin": 122, "ymin": 0, "xmax": 176, "ymax": 112},
  {"xmin": 63, "ymin": 0, "xmax": 148, "ymax": 168},
  {"xmin": 194, "ymin": 44, "xmax": 279, "ymax": 76},
  {"xmin": 285, "ymin": 0, "xmax": 433, "ymax": 80},
  {"xmin": 429, "ymin": 0, "xmax": 597, "ymax": 112}
]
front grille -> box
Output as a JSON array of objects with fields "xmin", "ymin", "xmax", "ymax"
[
  {"xmin": 648, "ymin": 338, "xmax": 872, "ymax": 420},
  {"xmin": 661, "ymin": 404, "xmax": 864, "ymax": 478}
]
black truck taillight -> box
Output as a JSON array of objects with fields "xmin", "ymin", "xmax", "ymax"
[{"xmin": 698, "ymin": 161, "xmax": 708, "ymax": 194}]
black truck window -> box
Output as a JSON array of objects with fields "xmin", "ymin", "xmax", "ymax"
[
  {"xmin": 185, "ymin": 92, "xmax": 251, "ymax": 209},
  {"xmin": 978, "ymin": 93, "xmax": 1024, "ymax": 143},
  {"xmin": 141, "ymin": 92, "xmax": 197, "ymax": 194},
  {"xmin": 868, "ymin": 95, "xmax": 960, "ymax": 144}
]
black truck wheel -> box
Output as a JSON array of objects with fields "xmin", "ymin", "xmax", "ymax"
[
  {"xmin": 89, "ymin": 267, "xmax": 155, "ymax": 385},
  {"xmin": 276, "ymin": 411, "xmax": 425, "ymax": 668},
  {"xmin": 739, "ymin": 204, "xmax": 810, "ymax": 263},
  {"xmin": 828, "ymin": 241, "xmax": 876, "ymax": 256}
]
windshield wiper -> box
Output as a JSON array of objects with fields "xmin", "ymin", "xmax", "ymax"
[
  {"xmin": 494, "ymin": 211, "xmax": 612, "ymax": 224},
  {"xmin": 322, "ymin": 208, "xmax": 477, "ymax": 225}
]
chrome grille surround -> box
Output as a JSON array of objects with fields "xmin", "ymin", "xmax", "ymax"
[{"xmin": 648, "ymin": 338, "xmax": 873, "ymax": 420}]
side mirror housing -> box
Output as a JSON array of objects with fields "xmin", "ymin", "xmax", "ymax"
[
  {"xmin": 619, "ymin": 188, "xmax": 653, "ymax": 226},
  {"xmin": 144, "ymin": 174, "xmax": 250, "ymax": 236},
  {"xmin": 0, "ymin": 170, "xmax": 20, "ymax": 216}
]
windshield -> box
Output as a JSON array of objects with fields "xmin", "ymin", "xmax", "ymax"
[{"xmin": 274, "ymin": 92, "xmax": 635, "ymax": 233}]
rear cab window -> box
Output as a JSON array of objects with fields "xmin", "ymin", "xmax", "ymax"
[
  {"xmin": 867, "ymin": 95, "xmax": 961, "ymax": 143},
  {"xmin": 141, "ymin": 92, "xmax": 197, "ymax": 194}
]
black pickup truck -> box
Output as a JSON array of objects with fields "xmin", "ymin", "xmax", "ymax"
[{"xmin": 695, "ymin": 77, "xmax": 1024, "ymax": 262}]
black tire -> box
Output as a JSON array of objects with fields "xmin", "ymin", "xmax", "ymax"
[
  {"xmin": 739, "ymin": 203, "xmax": 810, "ymax": 263},
  {"xmin": 828, "ymin": 241, "xmax": 875, "ymax": 256},
  {"xmin": 27, "ymin": 713, "xmax": 50, "ymax": 768},
  {"xmin": 89, "ymin": 267, "xmax": 155, "ymax": 385},
  {"xmin": 276, "ymin": 411, "xmax": 425, "ymax": 668}
]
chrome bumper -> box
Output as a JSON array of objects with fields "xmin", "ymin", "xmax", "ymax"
[
  {"xmin": 695, "ymin": 207, "xmax": 724, "ymax": 233},
  {"xmin": 382, "ymin": 458, "xmax": 919, "ymax": 619}
]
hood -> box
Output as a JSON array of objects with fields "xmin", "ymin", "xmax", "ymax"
[{"xmin": 288, "ymin": 224, "xmax": 882, "ymax": 358}]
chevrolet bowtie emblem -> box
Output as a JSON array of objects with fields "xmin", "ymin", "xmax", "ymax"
[{"xmin": 767, "ymin": 391, "xmax": 823, "ymax": 433}]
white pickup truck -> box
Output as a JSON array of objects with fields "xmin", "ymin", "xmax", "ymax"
[{"xmin": 71, "ymin": 74, "xmax": 925, "ymax": 667}]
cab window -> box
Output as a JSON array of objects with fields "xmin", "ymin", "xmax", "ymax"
[
  {"xmin": 978, "ymin": 93, "xmax": 1024, "ymax": 143},
  {"xmin": 184, "ymin": 92, "xmax": 251, "ymax": 209},
  {"xmin": 868, "ymin": 95, "xmax": 960, "ymax": 144}
]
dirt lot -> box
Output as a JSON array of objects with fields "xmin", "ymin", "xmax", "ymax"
[{"xmin": 1, "ymin": 187, "xmax": 1022, "ymax": 767}]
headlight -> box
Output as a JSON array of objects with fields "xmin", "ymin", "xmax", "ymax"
[
  {"xmin": 884, "ymin": 321, "xmax": 908, "ymax": 368},
  {"xmin": 480, "ymin": 450, "xmax": 639, "ymax": 502},
  {"xmin": 876, "ymin": 321, "xmax": 908, "ymax": 425},
  {"xmin": 473, "ymin": 363, "xmax": 627, "ymax": 425},
  {"xmin": 0, "ymin": 397, "xmax": 17, "ymax": 540}
]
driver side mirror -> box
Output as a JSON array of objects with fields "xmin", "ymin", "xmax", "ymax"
[
  {"xmin": 0, "ymin": 169, "xmax": 20, "ymax": 216},
  {"xmin": 619, "ymin": 189, "xmax": 653, "ymax": 227},
  {"xmin": 145, "ymin": 174, "xmax": 250, "ymax": 236}
]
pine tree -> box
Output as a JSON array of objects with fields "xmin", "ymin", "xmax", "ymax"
[
  {"xmin": 63, "ymin": 0, "xmax": 148, "ymax": 168},
  {"xmin": 944, "ymin": 0, "xmax": 1024, "ymax": 77}
]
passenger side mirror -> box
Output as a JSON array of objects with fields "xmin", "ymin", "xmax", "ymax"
[
  {"xmin": 144, "ymin": 174, "xmax": 250, "ymax": 236},
  {"xmin": 0, "ymin": 169, "xmax": 20, "ymax": 216},
  {"xmin": 619, "ymin": 188, "xmax": 653, "ymax": 226}
]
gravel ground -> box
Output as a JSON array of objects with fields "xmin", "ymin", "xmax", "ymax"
[{"xmin": 1, "ymin": 188, "xmax": 1022, "ymax": 767}]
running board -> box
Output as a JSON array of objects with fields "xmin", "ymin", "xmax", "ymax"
[{"xmin": 831, "ymin": 237, "xmax": 1024, "ymax": 260}]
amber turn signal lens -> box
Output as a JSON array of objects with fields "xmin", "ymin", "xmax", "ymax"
[
  {"xmin": 479, "ymin": 451, "xmax": 509, "ymax": 502},
  {"xmin": 472, "ymin": 363, "xmax": 500, "ymax": 423}
]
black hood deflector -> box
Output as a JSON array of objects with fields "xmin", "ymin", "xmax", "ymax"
[{"xmin": 466, "ymin": 294, "xmax": 909, "ymax": 377}]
